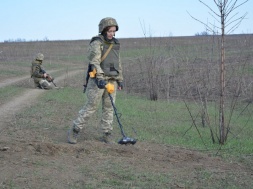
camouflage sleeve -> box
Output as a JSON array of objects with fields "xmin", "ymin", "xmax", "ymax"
[
  {"xmin": 32, "ymin": 63, "xmax": 44, "ymax": 78},
  {"xmin": 87, "ymin": 40, "xmax": 104, "ymax": 80},
  {"xmin": 40, "ymin": 66, "xmax": 46, "ymax": 74}
]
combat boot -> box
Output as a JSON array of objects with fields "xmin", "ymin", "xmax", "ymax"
[
  {"xmin": 68, "ymin": 127, "xmax": 80, "ymax": 144},
  {"xmin": 100, "ymin": 132, "xmax": 115, "ymax": 144}
]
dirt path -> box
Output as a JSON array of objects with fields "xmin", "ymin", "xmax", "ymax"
[
  {"xmin": 0, "ymin": 70, "xmax": 82, "ymax": 127},
  {"xmin": 0, "ymin": 76, "xmax": 31, "ymax": 88},
  {"xmin": 0, "ymin": 89, "xmax": 45, "ymax": 124}
]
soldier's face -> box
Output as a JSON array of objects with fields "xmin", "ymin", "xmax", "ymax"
[{"xmin": 106, "ymin": 26, "xmax": 117, "ymax": 39}]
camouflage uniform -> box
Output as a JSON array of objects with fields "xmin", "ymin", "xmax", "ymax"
[
  {"xmin": 68, "ymin": 17, "xmax": 123, "ymax": 144},
  {"xmin": 31, "ymin": 53, "xmax": 52, "ymax": 89}
]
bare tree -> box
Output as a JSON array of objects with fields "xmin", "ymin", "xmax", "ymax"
[{"xmin": 188, "ymin": 0, "xmax": 249, "ymax": 144}]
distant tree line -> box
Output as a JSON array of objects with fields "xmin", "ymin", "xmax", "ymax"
[
  {"xmin": 195, "ymin": 31, "xmax": 209, "ymax": 36},
  {"xmin": 3, "ymin": 37, "xmax": 49, "ymax": 43},
  {"xmin": 4, "ymin": 38, "xmax": 27, "ymax": 43}
]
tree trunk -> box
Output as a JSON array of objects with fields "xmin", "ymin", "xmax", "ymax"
[{"xmin": 219, "ymin": 2, "xmax": 226, "ymax": 144}]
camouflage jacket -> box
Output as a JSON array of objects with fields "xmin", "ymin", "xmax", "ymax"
[
  {"xmin": 31, "ymin": 60, "xmax": 46, "ymax": 78},
  {"xmin": 87, "ymin": 35, "xmax": 123, "ymax": 82}
]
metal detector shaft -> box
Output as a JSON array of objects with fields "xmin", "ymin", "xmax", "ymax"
[
  {"xmin": 108, "ymin": 93, "xmax": 126, "ymax": 137},
  {"xmin": 108, "ymin": 92, "xmax": 137, "ymax": 145}
]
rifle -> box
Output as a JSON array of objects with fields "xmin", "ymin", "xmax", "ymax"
[
  {"xmin": 46, "ymin": 74, "xmax": 57, "ymax": 87},
  {"xmin": 83, "ymin": 64, "xmax": 92, "ymax": 93}
]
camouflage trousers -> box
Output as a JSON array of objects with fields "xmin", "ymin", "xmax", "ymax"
[
  {"xmin": 73, "ymin": 78, "xmax": 117, "ymax": 133},
  {"xmin": 33, "ymin": 78, "xmax": 53, "ymax": 89}
]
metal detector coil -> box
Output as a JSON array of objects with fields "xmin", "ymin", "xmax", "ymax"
[{"xmin": 107, "ymin": 91, "xmax": 137, "ymax": 145}]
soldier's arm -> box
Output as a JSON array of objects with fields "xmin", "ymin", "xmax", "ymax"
[
  {"xmin": 32, "ymin": 64, "xmax": 46, "ymax": 78},
  {"xmin": 87, "ymin": 40, "xmax": 104, "ymax": 80}
]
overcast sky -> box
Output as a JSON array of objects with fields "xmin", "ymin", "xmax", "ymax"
[{"xmin": 0, "ymin": 0, "xmax": 252, "ymax": 42}]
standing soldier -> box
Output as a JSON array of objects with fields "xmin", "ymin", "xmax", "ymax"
[
  {"xmin": 31, "ymin": 53, "xmax": 53, "ymax": 89},
  {"xmin": 68, "ymin": 17, "xmax": 123, "ymax": 144}
]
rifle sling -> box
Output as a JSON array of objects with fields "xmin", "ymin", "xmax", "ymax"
[{"xmin": 101, "ymin": 43, "xmax": 113, "ymax": 62}]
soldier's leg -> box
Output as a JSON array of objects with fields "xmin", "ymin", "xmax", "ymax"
[
  {"xmin": 34, "ymin": 82, "xmax": 41, "ymax": 88},
  {"xmin": 101, "ymin": 81, "xmax": 117, "ymax": 133},
  {"xmin": 73, "ymin": 78, "xmax": 104, "ymax": 130},
  {"xmin": 39, "ymin": 79, "xmax": 53, "ymax": 89},
  {"xmin": 33, "ymin": 78, "xmax": 41, "ymax": 88},
  {"xmin": 68, "ymin": 79, "xmax": 104, "ymax": 144}
]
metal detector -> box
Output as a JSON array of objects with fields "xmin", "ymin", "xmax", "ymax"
[{"xmin": 108, "ymin": 92, "xmax": 137, "ymax": 145}]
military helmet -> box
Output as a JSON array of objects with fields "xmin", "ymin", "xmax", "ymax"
[
  {"xmin": 36, "ymin": 53, "xmax": 44, "ymax": 61},
  {"xmin": 99, "ymin": 17, "xmax": 119, "ymax": 33}
]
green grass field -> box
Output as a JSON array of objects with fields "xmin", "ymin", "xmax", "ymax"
[{"xmin": 13, "ymin": 84, "xmax": 253, "ymax": 157}]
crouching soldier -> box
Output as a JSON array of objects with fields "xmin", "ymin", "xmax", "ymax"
[{"xmin": 31, "ymin": 53, "xmax": 54, "ymax": 89}]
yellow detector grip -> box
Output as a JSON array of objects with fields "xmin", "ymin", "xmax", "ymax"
[
  {"xmin": 89, "ymin": 68, "xmax": 97, "ymax": 78},
  {"xmin": 105, "ymin": 83, "xmax": 115, "ymax": 94}
]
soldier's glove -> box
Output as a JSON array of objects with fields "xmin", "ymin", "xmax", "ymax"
[
  {"xmin": 96, "ymin": 79, "xmax": 106, "ymax": 89},
  {"xmin": 117, "ymin": 81, "xmax": 123, "ymax": 89}
]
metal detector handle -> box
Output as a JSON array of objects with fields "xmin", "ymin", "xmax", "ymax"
[{"xmin": 105, "ymin": 83, "xmax": 115, "ymax": 94}]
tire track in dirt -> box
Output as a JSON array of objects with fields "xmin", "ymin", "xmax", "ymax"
[
  {"xmin": 0, "ymin": 89, "xmax": 45, "ymax": 122},
  {"xmin": 0, "ymin": 76, "xmax": 31, "ymax": 88},
  {"xmin": 0, "ymin": 69, "xmax": 83, "ymax": 129}
]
